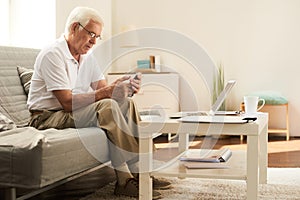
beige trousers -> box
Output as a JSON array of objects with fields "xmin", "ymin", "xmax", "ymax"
[{"xmin": 29, "ymin": 98, "xmax": 140, "ymax": 167}]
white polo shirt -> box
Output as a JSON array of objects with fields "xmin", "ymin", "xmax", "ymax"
[{"xmin": 27, "ymin": 36, "xmax": 105, "ymax": 110}]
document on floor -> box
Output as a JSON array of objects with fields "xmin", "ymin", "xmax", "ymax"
[{"xmin": 179, "ymin": 148, "xmax": 232, "ymax": 163}]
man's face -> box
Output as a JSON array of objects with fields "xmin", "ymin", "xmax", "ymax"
[{"xmin": 73, "ymin": 20, "xmax": 102, "ymax": 55}]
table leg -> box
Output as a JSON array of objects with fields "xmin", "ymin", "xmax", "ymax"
[
  {"xmin": 259, "ymin": 122, "xmax": 268, "ymax": 184},
  {"xmin": 4, "ymin": 188, "xmax": 16, "ymax": 200},
  {"xmin": 139, "ymin": 136, "xmax": 153, "ymax": 200},
  {"xmin": 178, "ymin": 133, "xmax": 189, "ymax": 153},
  {"xmin": 247, "ymin": 135, "xmax": 259, "ymax": 200}
]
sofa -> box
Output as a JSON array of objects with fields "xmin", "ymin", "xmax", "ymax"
[{"xmin": 0, "ymin": 46, "xmax": 110, "ymax": 200}]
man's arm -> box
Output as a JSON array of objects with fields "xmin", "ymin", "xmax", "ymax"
[
  {"xmin": 53, "ymin": 76, "xmax": 133, "ymax": 112},
  {"xmin": 91, "ymin": 79, "xmax": 108, "ymax": 90},
  {"xmin": 52, "ymin": 86, "xmax": 112, "ymax": 112},
  {"xmin": 53, "ymin": 74, "xmax": 142, "ymax": 112}
]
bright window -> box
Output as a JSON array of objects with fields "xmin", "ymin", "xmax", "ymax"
[
  {"xmin": 0, "ymin": 0, "xmax": 55, "ymax": 49},
  {"xmin": 0, "ymin": 0, "xmax": 10, "ymax": 45}
]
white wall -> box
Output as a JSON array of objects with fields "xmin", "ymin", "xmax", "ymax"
[
  {"xmin": 111, "ymin": 0, "xmax": 300, "ymax": 136},
  {"xmin": 54, "ymin": 0, "xmax": 300, "ymax": 136}
]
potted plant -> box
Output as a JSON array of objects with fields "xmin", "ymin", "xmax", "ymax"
[
  {"xmin": 212, "ymin": 63, "xmax": 225, "ymax": 111},
  {"xmin": 212, "ymin": 63, "xmax": 228, "ymax": 139}
]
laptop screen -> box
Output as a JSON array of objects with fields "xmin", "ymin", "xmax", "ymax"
[{"xmin": 209, "ymin": 80, "xmax": 236, "ymax": 115}]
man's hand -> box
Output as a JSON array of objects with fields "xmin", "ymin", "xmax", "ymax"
[
  {"xmin": 111, "ymin": 75, "xmax": 131, "ymax": 102},
  {"xmin": 128, "ymin": 72, "xmax": 142, "ymax": 97},
  {"xmin": 101, "ymin": 73, "xmax": 142, "ymax": 102}
]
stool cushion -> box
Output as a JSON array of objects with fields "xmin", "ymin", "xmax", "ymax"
[{"xmin": 248, "ymin": 91, "xmax": 288, "ymax": 105}]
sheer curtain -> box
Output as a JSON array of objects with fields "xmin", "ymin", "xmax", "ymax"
[{"xmin": 0, "ymin": 0, "xmax": 55, "ymax": 49}]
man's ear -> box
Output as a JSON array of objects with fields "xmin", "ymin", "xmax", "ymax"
[{"xmin": 70, "ymin": 23, "xmax": 79, "ymax": 34}]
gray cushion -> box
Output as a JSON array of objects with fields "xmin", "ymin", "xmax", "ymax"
[
  {"xmin": 0, "ymin": 46, "xmax": 39, "ymax": 126},
  {"xmin": 248, "ymin": 91, "xmax": 288, "ymax": 105},
  {"xmin": 17, "ymin": 66, "xmax": 33, "ymax": 95}
]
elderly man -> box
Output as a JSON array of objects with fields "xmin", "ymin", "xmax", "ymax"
[{"xmin": 27, "ymin": 6, "xmax": 169, "ymax": 199}]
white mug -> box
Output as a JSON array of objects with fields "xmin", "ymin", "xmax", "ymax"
[{"xmin": 244, "ymin": 96, "xmax": 265, "ymax": 114}]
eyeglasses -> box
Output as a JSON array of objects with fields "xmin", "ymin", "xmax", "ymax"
[{"xmin": 78, "ymin": 23, "xmax": 102, "ymax": 40}]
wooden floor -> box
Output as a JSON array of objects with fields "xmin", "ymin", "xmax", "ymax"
[{"xmin": 3, "ymin": 135, "xmax": 300, "ymax": 200}]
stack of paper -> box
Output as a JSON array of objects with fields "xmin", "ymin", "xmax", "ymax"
[
  {"xmin": 180, "ymin": 148, "xmax": 232, "ymax": 169},
  {"xmin": 180, "ymin": 148, "xmax": 232, "ymax": 163}
]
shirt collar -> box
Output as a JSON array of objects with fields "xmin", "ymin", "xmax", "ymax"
[
  {"xmin": 58, "ymin": 35, "xmax": 77, "ymax": 61},
  {"xmin": 57, "ymin": 35, "xmax": 92, "ymax": 65}
]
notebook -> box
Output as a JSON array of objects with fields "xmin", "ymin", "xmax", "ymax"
[
  {"xmin": 170, "ymin": 80, "xmax": 237, "ymax": 119},
  {"xmin": 180, "ymin": 149, "xmax": 232, "ymax": 169},
  {"xmin": 180, "ymin": 148, "xmax": 232, "ymax": 162},
  {"xmin": 178, "ymin": 115, "xmax": 253, "ymax": 123}
]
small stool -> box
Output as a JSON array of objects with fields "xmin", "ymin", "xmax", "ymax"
[{"xmin": 240, "ymin": 91, "xmax": 289, "ymax": 141}]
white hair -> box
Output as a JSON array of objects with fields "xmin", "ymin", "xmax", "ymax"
[{"xmin": 64, "ymin": 6, "xmax": 104, "ymax": 35}]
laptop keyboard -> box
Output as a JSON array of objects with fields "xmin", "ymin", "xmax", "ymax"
[{"xmin": 187, "ymin": 111, "xmax": 208, "ymax": 116}]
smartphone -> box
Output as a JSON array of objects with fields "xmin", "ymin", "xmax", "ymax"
[{"xmin": 133, "ymin": 72, "xmax": 141, "ymax": 80}]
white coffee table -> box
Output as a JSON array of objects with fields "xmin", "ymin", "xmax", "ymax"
[{"xmin": 138, "ymin": 113, "xmax": 268, "ymax": 200}]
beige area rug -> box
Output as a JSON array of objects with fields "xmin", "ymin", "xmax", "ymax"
[{"xmin": 80, "ymin": 168, "xmax": 300, "ymax": 200}]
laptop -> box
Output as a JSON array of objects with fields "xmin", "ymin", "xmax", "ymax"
[
  {"xmin": 171, "ymin": 80, "xmax": 248, "ymax": 123},
  {"xmin": 170, "ymin": 79, "xmax": 236, "ymax": 118}
]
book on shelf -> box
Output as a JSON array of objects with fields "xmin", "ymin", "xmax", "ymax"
[{"xmin": 179, "ymin": 148, "xmax": 232, "ymax": 163}]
